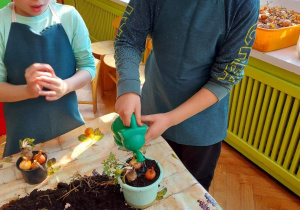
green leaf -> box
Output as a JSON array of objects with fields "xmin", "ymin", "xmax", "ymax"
[
  {"xmin": 142, "ymin": 149, "xmax": 147, "ymax": 155},
  {"xmin": 78, "ymin": 134, "xmax": 89, "ymax": 142},
  {"xmin": 19, "ymin": 138, "xmax": 35, "ymax": 149},
  {"xmin": 94, "ymin": 128, "xmax": 101, "ymax": 135},
  {"xmin": 0, "ymin": 157, "xmax": 13, "ymax": 163},
  {"xmin": 47, "ymin": 158, "xmax": 56, "ymax": 168},
  {"xmin": 3, "ymin": 157, "xmax": 12, "ymax": 162},
  {"xmin": 156, "ymin": 187, "xmax": 167, "ymax": 200},
  {"xmin": 25, "ymin": 138, "xmax": 35, "ymax": 146},
  {"xmin": 171, "ymin": 153, "xmax": 178, "ymax": 159},
  {"xmin": 52, "ymin": 166, "xmax": 61, "ymax": 172},
  {"xmin": 47, "ymin": 169, "xmax": 54, "ymax": 176},
  {"xmin": 93, "ymin": 133, "xmax": 104, "ymax": 141}
]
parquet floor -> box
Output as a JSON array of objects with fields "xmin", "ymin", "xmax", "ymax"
[
  {"xmin": 0, "ymin": 65, "xmax": 299, "ymax": 209},
  {"xmin": 210, "ymin": 143, "xmax": 300, "ymax": 210}
]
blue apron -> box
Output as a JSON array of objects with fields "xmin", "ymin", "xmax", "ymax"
[
  {"xmin": 3, "ymin": 4, "xmax": 84, "ymax": 157},
  {"xmin": 141, "ymin": 0, "xmax": 229, "ymax": 146}
]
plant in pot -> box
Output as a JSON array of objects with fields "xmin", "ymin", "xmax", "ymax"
[
  {"xmin": 110, "ymin": 114, "xmax": 166, "ymax": 208},
  {"xmin": 16, "ymin": 138, "xmax": 48, "ymax": 185},
  {"xmin": 102, "ymin": 152, "xmax": 164, "ymax": 209}
]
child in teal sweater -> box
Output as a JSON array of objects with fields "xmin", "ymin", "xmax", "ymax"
[
  {"xmin": 115, "ymin": 0, "xmax": 259, "ymax": 190},
  {"xmin": 0, "ymin": 0, "xmax": 95, "ymax": 157}
]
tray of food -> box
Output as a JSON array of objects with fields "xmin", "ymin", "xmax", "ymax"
[{"xmin": 253, "ymin": 4, "xmax": 300, "ymax": 52}]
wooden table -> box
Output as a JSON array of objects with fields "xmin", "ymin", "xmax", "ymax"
[{"xmin": 0, "ymin": 113, "xmax": 222, "ymax": 209}]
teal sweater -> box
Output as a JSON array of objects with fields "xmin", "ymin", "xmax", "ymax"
[{"xmin": 115, "ymin": 0, "xmax": 259, "ymax": 146}]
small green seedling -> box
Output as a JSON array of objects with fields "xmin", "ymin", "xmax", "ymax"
[
  {"xmin": 19, "ymin": 138, "xmax": 35, "ymax": 159},
  {"xmin": 47, "ymin": 158, "xmax": 61, "ymax": 176},
  {"xmin": 102, "ymin": 152, "xmax": 136, "ymax": 184}
]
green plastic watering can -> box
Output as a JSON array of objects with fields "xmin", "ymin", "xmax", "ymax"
[{"xmin": 111, "ymin": 114, "xmax": 147, "ymax": 162}]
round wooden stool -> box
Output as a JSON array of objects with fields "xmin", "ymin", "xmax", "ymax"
[{"xmin": 90, "ymin": 40, "xmax": 115, "ymax": 60}]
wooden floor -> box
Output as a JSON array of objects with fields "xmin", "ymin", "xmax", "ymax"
[{"xmin": 0, "ymin": 69, "xmax": 299, "ymax": 210}]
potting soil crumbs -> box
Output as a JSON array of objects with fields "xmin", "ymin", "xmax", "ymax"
[{"xmin": 1, "ymin": 174, "xmax": 139, "ymax": 210}]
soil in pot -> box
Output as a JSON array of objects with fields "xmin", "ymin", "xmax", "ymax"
[
  {"xmin": 1, "ymin": 173, "xmax": 139, "ymax": 210},
  {"xmin": 125, "ymin": 158, "xmax": 160, "ymax": 187}
]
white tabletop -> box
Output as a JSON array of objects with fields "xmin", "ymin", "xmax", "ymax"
[{"xmin": 250, "ymin": 45, "xmax": 300, "ymax": 76}]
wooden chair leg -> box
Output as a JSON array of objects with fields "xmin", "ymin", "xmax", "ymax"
[
  {"xmin": 90, "ymin": 59, "xmax": 100, "ymax": 113},
  {"xmin": 92, "ymin": 81, "xmax": 97, "ymax": 113},
  {"xmin": 99, "ymin": 55, "xmax": 105, "ymax": 98}
]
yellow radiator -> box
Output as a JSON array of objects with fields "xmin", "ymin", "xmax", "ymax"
[
  {"xmin": 226, "ymin": 57, "xmax": 300, "ymax": 196},
  {"xmin": 64, "ymin": 0, "xmax": 125, "ymax": 42}
]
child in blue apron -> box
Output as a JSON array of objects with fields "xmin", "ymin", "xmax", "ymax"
[
  {"xmin": 0, "ymin": 0, "xmax": 96, "ymax": 157},
  {"xmin": 114, "ymin": 0, "xmax": 259, "ymax": 190}
]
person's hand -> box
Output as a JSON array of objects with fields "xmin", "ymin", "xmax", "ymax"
[
  {"xmin": 37, "ymin": 70, "xmax": 69, "ymax": 101},
  {"xmin": 24, "ymin": 63, "xmax": 54, "ymax": 98},
  {"xmin": 141, "ymin": 113, "xmax": 173, "ymax": 143},
  {"xmin": 115, "ymin": 92, "xmax": 142, "ymax": 127}
]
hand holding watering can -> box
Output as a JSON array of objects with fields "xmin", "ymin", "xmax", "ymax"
[{"xmin": 111, "ymin": 114, "xmax": 147, "ymax": 162}]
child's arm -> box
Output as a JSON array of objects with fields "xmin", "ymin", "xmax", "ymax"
[
  {"xmin": 114, "ymin": 0, "xmax": 160, "ymax": 126},
  {"xmin": 64, "ymin": 6, "xmax": 96, "ymax": 82},
  {"xmin": 0, "ymin": 83, "xmax": 35, "ymax": 102}
]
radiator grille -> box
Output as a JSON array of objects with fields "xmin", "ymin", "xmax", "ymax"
[
  {"xmin": 67, "ymin": 0, "xmax": 120, "ymax": 42},
  {"xmin": 78, "ymin": 1, "xmax": 117, "ymax": 42},
  {"xmin": 227, "ymin": 65, "xmax": 300, "ymax": 195}
]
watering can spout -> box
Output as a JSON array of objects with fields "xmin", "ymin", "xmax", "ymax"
[
  {"xmin": 135, "ymin": 151, "xmax": 145, "ymax": 162},
  {"xmin": 111, "ymin": 114, "xmax": 147, "ymax": 162}
]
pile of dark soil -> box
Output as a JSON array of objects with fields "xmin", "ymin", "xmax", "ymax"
[
  {"xmin": 125, "ymin": 158, "xmax": 160, "ymax": 187},
  {"xmin": 1, "ymin": 171, "xmax": 138, "ymax": 210}
]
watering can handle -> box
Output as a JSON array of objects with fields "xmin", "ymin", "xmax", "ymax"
[{"xmin": 130, "ymin": 114, "xmax": 138, "ymax": 128}]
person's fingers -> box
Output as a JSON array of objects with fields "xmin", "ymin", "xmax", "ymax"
[
  {"xmin": 45, "ymin": 95, "xmax": 58, "ymax": 101},
  {"xmin": 36, "ymin": 76, "xmax": 58, "ymax": 83},
  {"xmin": 121, "ymin": 111, "xmax": 132, "ymax": 127},
  {"xmin": 37, "ymin": 81, "xmax": 57, "ymax": 91},
  {"xmin": 35, "ymin": 83, "xmax": 42, "ymax": 91},
  {"xmin": 32, "ymin": 72, "xmax": 53, "ymax": 79},
  {"xmin": 145, "ymin": 128, "xmax": 154, "ymax": 143},
  {"xmin": 27, "ymin": 63, "xmax": 55, "ymax": 76},
  {"xmin": 141, "ymin": 115, "xmax": 152, "ymax": 123},
  {"xmin": 42, "ymin": 64, "xmax": 56, "ymax": 77},
  {"xmin": 145, "ymin": 132, "xmax": 151, "ymax": 143},
  {"xmin": 39, "ymin": 90, "xmax": 56, "ymax": 96},
  {"xmin": 135, "ymin": 106, "xmax": 142, "ymax": 126}
]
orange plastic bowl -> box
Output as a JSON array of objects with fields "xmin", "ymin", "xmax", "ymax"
[{"xmin": 253, "ymin": 24, "xmax": 300, "ymax": 52}]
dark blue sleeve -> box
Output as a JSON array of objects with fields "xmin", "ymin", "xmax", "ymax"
[
  {"xmin": 203, "ymin": 0, "xmax": 260, "ymax": 100},
  {"xmin": 114, "ymin": 0, "xmax": 165, "ymax": 98}
]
